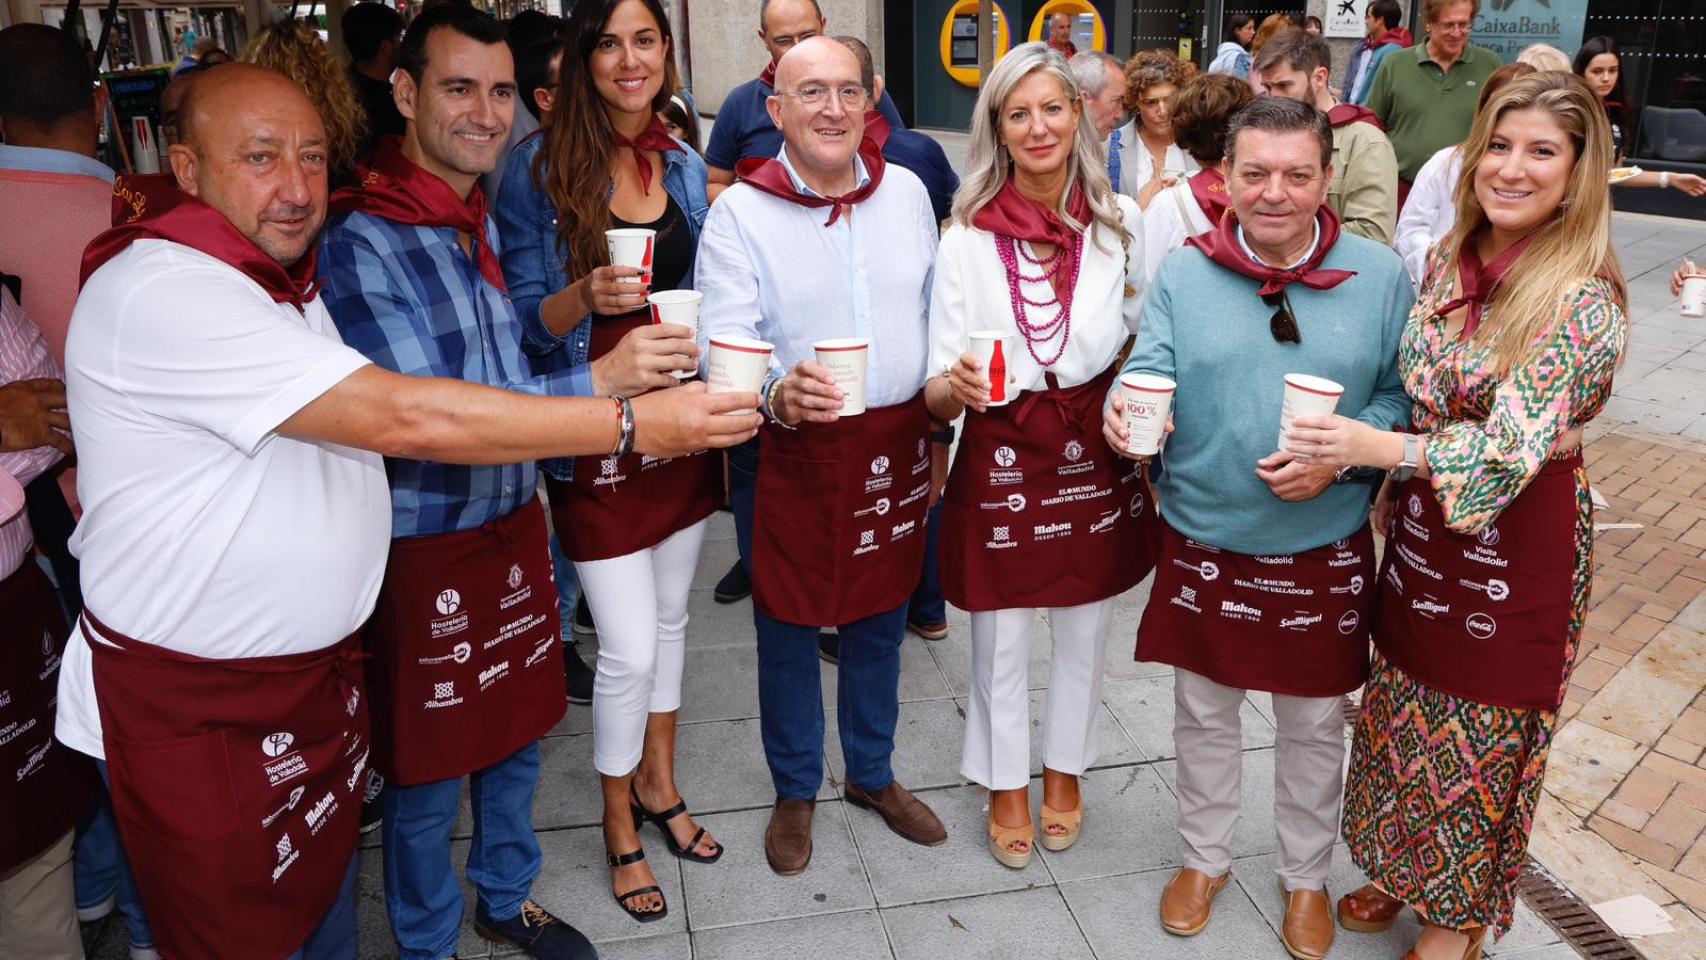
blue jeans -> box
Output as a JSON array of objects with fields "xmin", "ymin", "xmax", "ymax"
[
  {"xmin": 93, "ymin": 760, "xmax": 355, "ymax": 958},
  {"xmin": 382, "ymin": 742, "xmax": 543, "ymax": 960},
  {"xmin": 730, "ymin": 439, "xmax": 908, "ymax": 800},
  {"xmin": 548, "ymin": 530, "xmax": 583, "ymax": 644},
  {"xmin": 907, "ymin": 501, "xmax": 945, "ymax": 627},
  {"xmin": 73, "ymin": 792, "xmax": 154, "ymax": 951}
]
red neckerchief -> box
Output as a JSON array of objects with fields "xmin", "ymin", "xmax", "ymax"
[
  {"xmin": 862, "ymin": 110, "xmax": 893, "ymax": 150},
  {"xmin": 614, "ymin": 115, "xmax": 682, "ymax": 195},
  {"xmin": 1375, "ymin": 27, "xmax": 1412, "ymax": 48},
  {"xmin": 79, "ymin": 173, "xmax": 322, "ymax": 311},
  {"xmin": 758, "ymin": 60, "xmax": 776, "ymax": 88},
  {"xmin": 1185, "ymin": 205, "xmax": 1357, "ymax": 296},
  {"xmin": 1187, "ymin": 167, "xmax": 1231, "ymax": 227},
  {"xmin": 972, "ymin": 179, "xmax": 1090, "ymax": 302},
  {"xmin": 1432, "ymin": 230, "xmax": 1540, "ymax": 337},
  {"xmin": 735, "ymin": 131, "xmax": 887, "ymax": 227},
  {"xmin": 331, "ymin": 136, "xmax": 506, "ymax": 292},
  {"xmin": 1327, "ymin": 103, "xmax": 1386, "ymax": 132}
]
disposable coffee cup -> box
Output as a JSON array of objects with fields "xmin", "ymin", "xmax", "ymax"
[
  {"xmin": 648, "ymin": 290, "xmax": 702, "ymax": 380},
  {"xmin": 814, "ymin": 337, "xmax": 869, "ymax": 416},
  {"xmin": 1120, "ymin": 373, "xmax": 1176, "ymax": 457},
  {"xmin": 129, "ymin": 116, "xmax": 160, "ymax": 175},
  {"xmin": 706, "ymin": 335, "xmax": 773, "ymax": 414},
  {"xmin": 1682, "ymin": 275, "xmax": 1706, "ymax": 319},
  {"xmin": 968, "ymin": 330, "xmax": 1017, "ymax": 407},
  {"xmin": 1279, "ymin": 373, "xmax": 1345, "ymax": 451},
  {"xmin": 606, "ymin": 228, "xmax": 655, "ymax": 284}
]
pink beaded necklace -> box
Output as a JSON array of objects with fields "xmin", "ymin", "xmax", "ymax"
[{"xmin": 995, "ymin": 231, "xmax": 1083, "ymax": 367}]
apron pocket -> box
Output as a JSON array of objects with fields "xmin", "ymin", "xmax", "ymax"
[{"xmin": 106, "ymin": 730, "xmax": 243, "ymax": 842}]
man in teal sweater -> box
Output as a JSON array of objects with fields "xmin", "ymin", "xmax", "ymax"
[{"xmin": 1107, "ymin": 97, "xmax": 1412, "ymax": 960}]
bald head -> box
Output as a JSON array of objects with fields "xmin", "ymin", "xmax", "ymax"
[
  {"xmin": 757, "ymin": 0, "xmax": 825, "ymax": 65},
  {"xmin": 168, "ymin": 64, "xmax": 329, "ymax": 266},
  {"xmin": 773, "ymin": 34, "xmax": 861, "ymax": 91},
  {"xmin": 767, "ymin": 36, "xmax": 867, "ymax": 188}
]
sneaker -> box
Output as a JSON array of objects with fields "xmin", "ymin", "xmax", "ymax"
[
  {"xmin": 360, "ymin": 768, "xmax": 385, "ymax": 834},
  {"xmin": 474, "ymin": 900, "xmax": 597, "ymax": 960},
  {"xmin": 571, "ymin": 596, "xmax": 597, "ymax": 638},
  {"xmin": 76, "ymin": 893, "xmax": 116, "ymax": 923},
  {"xmin": 817, "ymin": 631, "xmax": 839, "ymax": 665},
  {"xmin": 564, "ymin": 644, "xmax": 595, "ymax": 705},
  {"xmin": 713, "ymin": 560, "xmax": 751, "ymax": 604}
]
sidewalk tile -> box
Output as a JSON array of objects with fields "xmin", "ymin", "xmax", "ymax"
[
  {"xmin": 1231, "ymin": 845, "xmax": 1422, "ymax": 960},
  {"xmin": 849, "ymin": 783, "xmax": 1049, "ymax": 907},
  {"xmin": 523, "ymin": 826, "xmax": 688, "ymax": 945},
  {"xmin": 680, "ymin": 802, "xmax": 874, "ymax": 929},
  {"xmin": 881, "ymin": 887, "xmax": 1095, "ymax": 960},
  {"xmin": 692, "ymin": 910, "xmax": 891, "ymax": 960},
  {"xmin": 1034, "ymin": 764, "xmax": 1182, "ymax": 883},
  {"xmin": 1060, "ymin": 867, "xmax": 1271, "ymax": 960}
]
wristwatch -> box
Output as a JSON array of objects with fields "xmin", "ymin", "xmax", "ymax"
[{"xmin": 1391, "ymin": 433, "xmax": 1421, "ymax": 484}]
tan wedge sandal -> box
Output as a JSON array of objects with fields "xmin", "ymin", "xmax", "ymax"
[
  {"xmin": 1039, "ymin": 802, "xmax": 1083, "ymax": 852},
  {"xmin": 988, "ymin": 816, "xmax": 1034, "ymax": 869}
]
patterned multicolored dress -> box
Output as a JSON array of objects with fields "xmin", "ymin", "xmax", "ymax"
[{"xmin": 1341, "ymin": 247, "xmax": 1628, "ymax": 936}]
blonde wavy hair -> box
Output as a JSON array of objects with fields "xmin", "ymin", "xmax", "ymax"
[
  {"xmin": 243, "ymin": 20, "xmax": 368, "ymax": 179},
  {"xmin": 952, "ymin": 41, "xmax": 1127, "ymax": 255},
  {"xmin": 1442, "ymin": 71, "xmax": 1626, "ymax": 374}
]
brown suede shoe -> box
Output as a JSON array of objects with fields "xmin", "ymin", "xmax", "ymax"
[
  {"xmin": 764, "ymin": 798, "xmax": 815, "ymax": 875},
  {"xmin": 843, "ymin": 780, "xmax": 947, "ymax": 846},
  {"xmin": 1281, "ymin": 885, "xmax": 1336, "ymax": 960},
  {"xmin": 1159, "ymin": 867, "xmax": 1230, "ymax": 936}
]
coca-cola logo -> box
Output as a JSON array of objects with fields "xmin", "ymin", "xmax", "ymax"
[
  {"xmin": 1466, "ymin": 613, "xmax": 1497, "ymax": 640},
  {"xmin": 1338, "ymin": 611, "xmax": 1360, "ymax": 634}
]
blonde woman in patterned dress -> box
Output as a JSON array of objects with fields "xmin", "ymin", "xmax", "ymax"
[{"xmin": 1277, "ymin": 71, "xmax": 1627, "ymax": 960}]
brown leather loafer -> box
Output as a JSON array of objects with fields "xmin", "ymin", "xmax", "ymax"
[
  {"xmin": 764, "ymin": 798, "xmax": 815, "ymax": 875},
  {"xmin": 1160, "ymin": 867, "xmax": 1230, "ymax": 936},
  {"xmin": 1281, "ymin": 885, "xmax": 1336, "ymax": 960},
  {"xmin": 843, "ymin": 780, "xmax": 947, "ymax": 846}
]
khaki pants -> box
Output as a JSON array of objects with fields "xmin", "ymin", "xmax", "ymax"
[
  {"xmin": 0, "ymin": 828, "xmax": 83, "ymax": 960},
  {"xmin": 1173, "ymin": 668, "xmax": 1344, "ymax": 892}
]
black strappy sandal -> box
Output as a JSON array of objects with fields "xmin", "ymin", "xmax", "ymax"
[
  {"xmin": 631, "ymin": 784, "xmax": 723, "ymax": 864},
  {"xmin": 605, "ymin": 847, "xmax": 668, "ymax": 923}
]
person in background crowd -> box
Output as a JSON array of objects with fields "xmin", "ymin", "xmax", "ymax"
[
  {"xmin": 929, "ymin": 41, "xmax": 1155, "ymax": 871},
  {"xmin": 1112, "ymin": 95, "xmax": 1412, "ymax": 960},
  {"xmin": 1515, "ymin": 42, "xmax": 1569, "ymax": 73},
  {"xmin": 1246, "ymin": 14, "xmax": 1292, "ymax": 94},
  {"xmin": 1366, "ymin": 0, "xmax": 1502, "ymax": 194},
  {"xmin": 1344, "ymin": 0, "xmax": 1409, "ymax": 106},
  {"xmin": 199, "ymin": 48, "xmax": 233, "ymax": 66},
  {"xmin": 483, "ymin": 10, "xmax": 564, "ymax": 204},
  {"xmin": 159, "ymin": 67, "xmax": 204, "ymax": 147},
  {"xmin": 497, "ymin": 0, "xmax": 723, "ymax": 926},
  {"xmin": 660, "ymin": 93, "xmax": 702, "ymax": 152},
  {"xmin": 1138, "ymin": 72, "xmax": 1254, "ymax": 290},
  {"xmin": 1208, "ymin": 13, "xmax": 1255, "ymax": 79},
  {"xmin": 1573, "ymin": 37, "xmax": 1706, "ymax": 197},
  {"xmin": 1118, "ymin": 49, "xmax": 1199, "ymax": 208},
  {"xmin": 1304, "ymin": 15, "xmax": 1323, "ymax": 35},
  {"xmin": 1257, "ymin": 28, "xmax": 1400, "ymax": 244},
  {"xmin": 835, "ymin": 36, "xmax": 961, "ymax": 226},
  {"xmin": 0, "ymin": 279, "xmax": 85, "ymax": 960},
  {"xmin": 1393, "ymin": 61, "xmax": 1535, "ymax": 287},
  {"xmin": 1290, "ymin": 71, "xmax": 1627, "ymax": 960},
  {"xmin": 1069, "ymin": 51, "xmax": 1129, "ymax": 189},
  {"xmin": 1046, "ymin": 11, "xmax": 1078, "ymax": 59},
  {"xmin": 343, "ymin": 1, "xmax": 407, "ymax": 156},
  {"xmin": 174, "ymin": 34, "xmax": 216, "ymax": 75},
  {"xmin": 697, "ymin": 35, "xmax": 948, "ymax": 877},
  {"xmin": 243, "ymin": 19, "xmax": 368, "ymax": 188}
]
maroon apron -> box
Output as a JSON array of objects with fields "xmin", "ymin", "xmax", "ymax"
[
  {"xmin": 753, "ymin": 393, "xmax": 932, "ymax": 626},
  {"xmin": 366, "ymin": 498, "xmax": 566, "ymax": 785},
  {"xmin": 1375, "ymin": 453, "xmax": 1581, "ymax": 710},
  {"xmin": 941, "ymin": 367, "xmax": 1159, "ymax": 611},
  {"xmin": 1136, "ymin": 521, "xmax": 1376, "ymax": 696},
  {"xmin": 84, "ymin": 611, "xmax": 367, "ymax": 960},
  {"xmin": 0, "ymin": 561, "xmax": 93, "ymax": 874},
  {"xmin": 550, "ymin": 312, "xmax": 722, "ymax": 562}
]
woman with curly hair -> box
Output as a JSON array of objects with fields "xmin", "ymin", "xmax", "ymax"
[
  {"xmin": 242, "ymin": 19, "xmax": 368, "ymax": 187},
  {"xmin": 1114, "ymin": 48, "xmax": 1198, "ymax": 208}
]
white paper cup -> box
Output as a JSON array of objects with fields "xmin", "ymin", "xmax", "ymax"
[
  {"xmin": 129, "ymin": 116, "xmax": 160, "ymax": 175},
  {"xmin": 1681, "ymin": 275, "xmax": 1706, "ymax": 319},
  {"xmin": 814, "ymin": 337, "xmax": 869, "ymax": 416},
  {"xmin": 706, "ymin": 335, "xmax": 773, "ymax": 414},
  {"xmin": 968, "ymin": 330, "xmax": 1017, "ymax": 407},
  {"xmin": 1279, "ymin": 373, "xmax": 1345, "ymax": 451},
  {"xmin": 648, "ymin": 290, "xmax": 702, "ymax": 379},
  {"xmin": 606, "ymin": 228, "xmax": 655, "ymax": 284},
  {"xmin": 1120, "ymin": 373, "xmax": 1176, "ymax": 457}
]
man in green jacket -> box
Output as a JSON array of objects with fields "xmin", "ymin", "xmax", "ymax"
[
  {"xmin": 1366, "ymin": 0, "xmax": 1501, "ymax": 185},
  {"xmin": 1257, "ymin": 27, "xmax": 1399, "ymax": 245}
]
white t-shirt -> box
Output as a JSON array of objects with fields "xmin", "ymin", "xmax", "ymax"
[
  {"xmin": 56, "ymin": 240, "xmax": 392, "ymax": 760},
  {"xmin": 1138, "ymin": 179, "xmax": 1216, "ymax": 312},
  {"xmin": 1395, "ymin": 145, "xmax": 1462, "ymax": 290}
]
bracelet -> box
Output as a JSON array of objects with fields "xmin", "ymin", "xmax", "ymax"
[
  {"xmin": 765, "ymin": 378, "xmax": 797, "ymax": 430},
  {"xmin": 1660, "ymin": 171, "xmax": 1672, "ymax": 189},
  {"xmin": 610, "ymin": 396, "xmax": 635, "ymax": 458}
]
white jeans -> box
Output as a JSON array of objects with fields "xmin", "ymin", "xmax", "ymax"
[
  {"xmin": 576, "ymin": 519, "xmax": 707, "ymax": 777},
  {"xmin": 961, "ymin": 599, "xmax": 1116, "ymax": 791},
  {"xmin": 1172, "ymin": 668, "xmax": 1344, "ymax": 891}
]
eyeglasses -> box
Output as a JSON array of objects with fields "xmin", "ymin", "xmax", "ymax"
[
  {"xmin": 777, "ymin": 84, "xmax": 870, "ymax": 108},
  {"xmin": 1262, "ymin": 291, "xmax": 1301, "ymax": 343}
]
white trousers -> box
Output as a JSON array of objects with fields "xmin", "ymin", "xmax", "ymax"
[
  {"xmin": 1172, "ymin": 668, "xmax": 1344, "ymax": 891},
  {"xmin": 961, "ymin": 599, "xmax": 1116, "ymax": 790},
  {"xmin": 576, "ymin": 519, "xmax": 707, "ymax": 777},
  {"xmin": 0, "ymin": 828, "xmax": 82, "ymax": 960}
]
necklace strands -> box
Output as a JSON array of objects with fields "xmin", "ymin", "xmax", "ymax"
[{"xmin": 996, "ymin": 233, "xmax": 1083, "ymax": 367}]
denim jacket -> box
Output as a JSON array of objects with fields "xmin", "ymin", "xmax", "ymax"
[{"xmin": 494, "ymin": 131, "xmax": 711, "ymax": 480}]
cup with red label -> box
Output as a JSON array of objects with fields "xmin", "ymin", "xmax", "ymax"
[
  {"xmin": 967, "ymin": 330, "xmax": 1016, "ymax": 407},
  {"xmin": 813, "ymin": 337, "xmax": 868, "ymax": 416},
  {"xmin": 1681, "ymin": 259, "xmax": 1706, "ymax": 318},
  {"xmin": 606, "ymin": 228, "xmax": 655, "ymax": 284},
  {"xmin": 706, "ymin": 335, "xmax": 773, "ymax": 414},
  {"xmin": 1279, "ymin": 373, "xmax": 1345, "ymax": 452},
  {"xmin": 1119, "ymin": 373, "xmax": 1175, "ymax": 457},
  {"xmin": 648, "ymin": 290, "xmax": 702, "ymax": 379}
]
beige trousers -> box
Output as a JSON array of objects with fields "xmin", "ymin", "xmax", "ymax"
[{"xmin": 0, "ymin": 828, "xmax": 83, "ymax": 960}]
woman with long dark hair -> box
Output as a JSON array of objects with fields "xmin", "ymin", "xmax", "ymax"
[
  {"xmin": 493, "ymin": 0, "xmax": 721, "ymax": 925},
  {"xmin": 1573, "ymin": 36, "xmax": 1705, "ymax": 196}
]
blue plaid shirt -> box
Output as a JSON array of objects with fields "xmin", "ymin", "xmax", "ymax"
[{"xmin": 318, "ymin": 210, "xmax": 594, "ymax": 538}]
